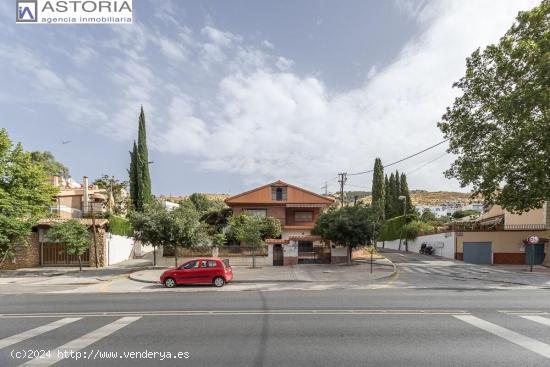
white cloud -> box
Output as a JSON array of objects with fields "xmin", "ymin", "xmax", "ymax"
[
  {"xmin": 0, "ymin": 0, "xmax": 538, "ymax": 194},
  {"xmin": 151, "ymin": 0, "xmax": 537, "ymax": 192}
]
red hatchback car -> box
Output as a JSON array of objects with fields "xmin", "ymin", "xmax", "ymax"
[{"xmin": 160, "ymin": 258, "xmax": 233, "ymax": 288}]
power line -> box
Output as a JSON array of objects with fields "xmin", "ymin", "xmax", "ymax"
[
  {"xmin": 347, "ymin": 139, "xmax": 449, "ymax": 176},
  {"xmin": 406, "ymin": 152, "xmax": 449, "ymax": 176}
]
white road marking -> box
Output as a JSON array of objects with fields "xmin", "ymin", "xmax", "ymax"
[
  {"xmin": 454, "ymin": 315, "xmax": 550, "ymax": 359},
  {"xmin": 0, "ymin": 318, "xmax": 81, "ymax": 349},
  {"xmin": 480, "ymin": 267, "xmax": 509, "ymax": 273},
  {"xmin": 520, "ymin": 315, "xmax": 550, "ymax": 327},
  {"xmin": 414, "ymin": 267, "xmax": 431, "ymax": 274},
  {"xmin": 20, "ymin": 316, "xmax": 141, "ymax": 366},
  {"xmin": 426, "ymin": 268, "xmax": 449, "ymax": 275}
]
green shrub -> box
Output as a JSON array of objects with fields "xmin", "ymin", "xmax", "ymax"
[
  {"xmin": 108, "ymin": 215, "xmax": 133, "ymax": 237},
  {"xmin": 379, "ymin": 214, "xmax": 417, "ymax": 241}
]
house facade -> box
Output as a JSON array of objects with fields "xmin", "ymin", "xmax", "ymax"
[
  {"xmin": 453, "ymin": 203, "xmax": 549, "ymax": 265},
  {"xmin": 50, "ymin": 176, "xmax": 109, "ymax": 218},
  {"xmin": 0, "ymin": 219, "xmax": 109, "ymax": 270},
  {"xmin": 225, "ymin": 181, "xmax": 345, "ymax": 265}
]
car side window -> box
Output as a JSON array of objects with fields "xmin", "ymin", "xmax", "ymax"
[
  {"xmin": 200, "ymin": 260, "xmax": 208, "ymax": 268},
  {"xmin": 182, "ymin": 261, "xmax": 199, "ymax": 269},
  {"xmin": 208, "ymin": 260, "xmax": 218, "ymax": 268}
]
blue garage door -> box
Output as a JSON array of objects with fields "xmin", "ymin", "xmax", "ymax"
[{"xmin": 463, "ymin": 242, "xmax": 492, "ymax": 265}]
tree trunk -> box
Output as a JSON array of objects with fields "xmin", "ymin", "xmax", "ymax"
[
  {"xmin": 78, "ymin": 255, "xmax": 82, "ymax": 272},
  {"xmin": 174, "ymin": 247, "xmax": 178, "ymax": 269},
  {"xmin": 347, "ymin": 246, "xmax": 352, "ymax": 265},
  {"xmin": 252, "ymin": 247, "xmax": 256, "ymax": 268},
  {"xmin": 153, "ymin": 246, "xmax": 157, "ymax": 266},
  {"xmin": 398, "ymin": 238, "xmax": 402, "ymax": 251}
]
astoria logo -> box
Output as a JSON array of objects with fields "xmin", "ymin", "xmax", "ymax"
[{"xmin": 16, "ymin": 0, "xmax": 132, "ymax": 24}]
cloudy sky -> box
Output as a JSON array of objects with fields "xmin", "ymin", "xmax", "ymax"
[{"xmin": 0, "ymin": 0, "xmax": 539, "ymax": 195}]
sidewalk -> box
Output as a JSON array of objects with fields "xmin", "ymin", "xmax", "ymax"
[
  {"xmin": 130, "ymin": 258, "xmax": 396, "ymax": 284},
  {"xmin": 0, "ymin": 258, "xmax": 152, "ymax": 285}
]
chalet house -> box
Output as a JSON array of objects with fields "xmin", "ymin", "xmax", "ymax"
[
  {"xmin": 225, "ymin": 180, "xmax": 349, "ymax": 266},
  {"xmin": 50, "ymin": 176, "xmax": 109, "ymax": 218}
]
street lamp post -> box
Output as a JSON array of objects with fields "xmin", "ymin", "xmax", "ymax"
[{"xmin": 399, "ymin": 195, "xmax": 407, "ymax": 251}]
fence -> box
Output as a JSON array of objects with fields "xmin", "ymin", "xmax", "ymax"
[{"xmin": 164, "ymin": 246, "xmax": 268, "ymax": 257}]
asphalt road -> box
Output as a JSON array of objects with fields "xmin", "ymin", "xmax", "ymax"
[
  {"xmin": 1, "ymin": 288, "xmax": 550, "ymax": 367},
  {"xmin": 1, "ymin": 251, "xmax": 550, "ymax": 367}
]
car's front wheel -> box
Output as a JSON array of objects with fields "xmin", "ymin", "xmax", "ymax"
[
  {"xmin": 213, "ymin": 277, "xmax": 225, "ymax": 287},
  {"xmin": 164, "ymin": 277, "xmax": 176, "ymax": 288}
]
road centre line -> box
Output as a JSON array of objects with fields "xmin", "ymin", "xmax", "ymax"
[
  {"xmin": 454, "ymin": 315, "xmax": 550, "ymax": 359},
  {"xmin": 0, "ymin": 309, "xmax": 471, "ymax": 318}
]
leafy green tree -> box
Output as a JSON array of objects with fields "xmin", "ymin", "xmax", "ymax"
[
  {"xmin": 312, "ymin": 206, "xmax": 374, "ymax": 264},
  {"xmin": 47, "ymin": 220, "xmax": 92, "ymax": 271},
  {"xmin": 129, "ymin": 201, "xmax": 206, "ymax": 267},
  {"xmin": 420, "ymin": 208, "xmax": 437, "ymax": 222},
  {"xmin": 228, "ymin": 214, "xmax": 265, "ymax": 268},
  {"xmin": 438, "ymin": 1, "xmax": 550, "ymax": 213},
  {"xmin": 30, "ymin": 151, "xmax": 70, "ymax": 179},
  {"xmin": 211, "ymin": 232, "xmax": 227, "ymax": 247},
  {"xmin": 201, "ymin": 207, "xmax": 233, "ymax": 235},
  {"xmin": 188, "ymin": 193, "xmax": 215, "ymax": 214},
  {"xmin": 371, "ymin": 158, "xmax": 385, "ymax": 220},
  {"xmin": 0, "ymin": 129, "xmax": 58, "ymax": 266},
  {"xmin": 452, "ymin": 209, "xmax": 480, "ymax": 219}
]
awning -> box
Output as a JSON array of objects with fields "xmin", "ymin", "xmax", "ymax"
[
  {"xmin": 286, "ymin": 204, "xmax": 326, "ymax": 208},
  {"xmin": 265, "ymin": 239, "xmax": 289, "ymax": 244},
  {"xmin": 288, "ymin": 235, "xmax": 323, "ymax": 241}
]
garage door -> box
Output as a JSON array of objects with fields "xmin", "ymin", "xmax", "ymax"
[
  {"xmin": 525, "ymin": 244, "xmax": 545, "ymax": 265},
  {"xmin": 463, "ymin": 242, "xmax": 492, "ymax": 265}
]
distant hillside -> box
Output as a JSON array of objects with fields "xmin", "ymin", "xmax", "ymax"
[
  {"xmin": 351, "ymin": 190, "xmax": 479, "ymax": 206},
  {"xmin": 158, "ymin": 193, "xmax": 230, "ymax": 202}
]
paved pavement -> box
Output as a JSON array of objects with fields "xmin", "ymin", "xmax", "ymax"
[
  {"xmin": 382, "ymin": 249, "xmax": 550, "ymax": 289},
  {"xmin": 1, "ymin": 289, "xmax": 550, "ymax": 366}
]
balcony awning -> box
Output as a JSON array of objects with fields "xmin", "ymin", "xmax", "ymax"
[{"xmin": 286, "ymin": 204, "xmax": 326, "ymax": 208}]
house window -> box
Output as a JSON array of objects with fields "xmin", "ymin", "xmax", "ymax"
[
  {"xmin": 272, "ymin": 186, "xmax": 287, "ymax": 201},
  {"xmin": 244, "ymin": 209, "xmax": 267, "ymax": 218},
  {"xmin": 294, "ymin": 211, "xmax": 313, "ymax": 222}
]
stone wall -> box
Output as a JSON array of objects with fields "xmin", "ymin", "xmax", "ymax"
[
  {"xmin": 0, "ymin": 232, "xmax": 40, "ymax": 270},
  {"xmin": 89, "ymin": 228, "xmax": 107, "ymax": 267}
]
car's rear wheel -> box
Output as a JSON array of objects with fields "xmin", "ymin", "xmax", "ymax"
[
  {"xmin": 164, "ymin": 278, "xmax": 176, "ymax": 288},
  {"xmin": 213, "ymin": 277, "xmax": 225, "ymax": 287}
]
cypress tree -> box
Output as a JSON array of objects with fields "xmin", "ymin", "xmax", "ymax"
[
  {"xmin": 128, "ymin": 141, "xmax": 139, "ymax": 209},
  {"xmin": 388, "ymin": 173, "xmax": 397, "ymax": 218},
  {"xmin": 371, "ymin": 158, "xmax": 385, "ymax": 219},
  {"xmin": 393, "ymin": 170, "xmax": 402, "ymax": 217},
  {"xmin": 400, "ymin": 173, "xmax": 413, "ymax": 214},
  {"xmin": 384, "ymin": 174, "xmax": 392, "ymax": 219},
  {"xmin": 137, "ymin": 106, "xmax": 152, "ymax": 207}
]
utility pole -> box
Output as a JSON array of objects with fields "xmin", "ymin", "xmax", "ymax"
[
  {"xmin": 90, "ymin": 202, "xmax": 99, "ymax": 268},
  {"xmin": 321, "ymin": 182, "xmax": 328, "ymax": 195},
  {"xmin": 338, "ymin": 173, "xmax": 347, "ymax": 207}
]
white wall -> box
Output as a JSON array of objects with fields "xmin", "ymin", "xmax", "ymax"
[
  {"xmin": 377, "ymin": 232, "xmax": 456, "ymax": 259},
  {"xmin": 107, "ymin": 234, "xmax": 135, "ymax": 265}
]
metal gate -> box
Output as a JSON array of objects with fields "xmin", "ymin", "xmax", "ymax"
[
  {"xmin": 463, "ymin": 242, "xmax": 492, "ymax": 264},
  {"xmin": 298, "ymin": 241, "xmax": 315, "ymax": 264},
  {"xmin": 42, "ymin": 243, "xmax": 90, "ymax": 266},
  {"xmin": 273, "ymin": 244, "xmax": 283, "ymax": 266},
  {"xmin": 525, "ymin": 244, "xmax": 545, "ymax": 265}
]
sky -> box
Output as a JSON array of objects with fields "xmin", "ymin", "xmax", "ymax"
[{"xmin": 0, "ymin": 0, "xmax": 539, "ymax": 196}]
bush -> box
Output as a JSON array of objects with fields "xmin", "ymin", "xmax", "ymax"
[
  {"xmin": 401, "ymin": 221, "xmax": 433, "ymax": 241},
  {"xmin": 379, "ymin": 214, "xmax": 416, "ymax": 241},
  {"xmin": 108, "ymin": 215, "xmax": 133, "ymax": 237}
]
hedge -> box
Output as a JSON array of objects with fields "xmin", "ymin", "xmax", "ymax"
[
  {"xmin": 379, "ymin": 214, "xmax": 416, "ymax": 241},
  {"xmin": 108, "ymin": 215, "xmax": 133, "ymax": 237}
]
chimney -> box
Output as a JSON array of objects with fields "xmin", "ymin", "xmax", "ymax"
[{"xmin": 83, "ymin": 176, "xmax": 89, "ymax": 214}]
